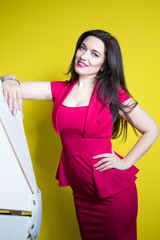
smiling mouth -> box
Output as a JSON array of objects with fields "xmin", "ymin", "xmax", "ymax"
[{"xmin": 77, "ymin": 61, "xmax": 88, "ymax": 67}]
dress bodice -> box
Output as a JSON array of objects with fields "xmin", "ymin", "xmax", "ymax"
[
  {"xmin": 58, "ymin": 105, "xmax": 88, "ymax": 137},
  {"xmin": 50, "ymin": 81, "xmax": 139, "ymax": 198}
]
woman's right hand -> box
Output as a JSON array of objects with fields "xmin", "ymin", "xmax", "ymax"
[{"xmin": 2, "ymin": 75, "xmax": 23, "ymax": 114}]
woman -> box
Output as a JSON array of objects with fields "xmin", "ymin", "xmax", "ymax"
[{"xmin": 1, "ymin": 30, "xmax": 159, "ymax": 240}]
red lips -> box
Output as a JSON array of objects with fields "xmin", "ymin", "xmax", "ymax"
[{"xmin": 77, "ymin": 61, "xmax": 88, "ymax": 67}]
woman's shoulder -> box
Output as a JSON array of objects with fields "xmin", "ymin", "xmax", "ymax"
[
  {"xmin": 117, "ymin": 87, "xmax": 131, "ymax": 103},
  {"xmin": 50, "ymin": 80, "xmax": 69, "ymax": 88},
  {"xmin": 50, "ymin": 80, "xmax": 70, "ymax": 101}
]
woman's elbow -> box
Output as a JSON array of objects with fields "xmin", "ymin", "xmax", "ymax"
[
  {"xmin": 150, "ymin": 122, "xmax": 160, "ymax": 139},
  {"xmin": 156, "ymin": 124, "xmax": 160, "ymax": 137}
]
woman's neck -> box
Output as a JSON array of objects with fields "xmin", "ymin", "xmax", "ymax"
[{"xmin": 77, "ymin": 76, "xmax": 97, "ymax": 88}]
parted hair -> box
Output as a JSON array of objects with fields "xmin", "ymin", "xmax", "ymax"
[{"xmin": 67, "ymin": 29, "xmax": 138, "ymax": 141}]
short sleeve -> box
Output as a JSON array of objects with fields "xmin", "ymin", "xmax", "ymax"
[
  {"xmin": 118, "ymin": 88, "xmax": 131, "ymax": 103},
  {"xmin": 50, "ymin": 81, "xmax": 68, "ymax": 101}
]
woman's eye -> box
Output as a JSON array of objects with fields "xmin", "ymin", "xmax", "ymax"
[
  {"xmin": 79, "ymin": 45, "xmax": 85, "ymax": 50},
  {"xmin": 92, "ymin": 52, "xmax": 99, "ymax": 57}
]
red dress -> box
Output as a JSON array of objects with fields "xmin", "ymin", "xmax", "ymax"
[{"xmin": 50, "ymin": 80, "xmax": 139, "ymax": 240}]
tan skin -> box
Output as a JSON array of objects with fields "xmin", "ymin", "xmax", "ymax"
[{"xmin": 1, "ymin": 36, "xmax": 159, "ymax": 172}]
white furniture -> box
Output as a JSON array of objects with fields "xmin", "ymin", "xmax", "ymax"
[{"xmin": 0, "ymin": 82, "xmax": 42, "ymax": 240}]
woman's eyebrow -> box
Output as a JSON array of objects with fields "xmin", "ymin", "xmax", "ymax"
[
  {"xmin": 92, "ymin": 49, "xmax": 101, "ymax": 56},
  {"xmin": 81, "ymin": 42, "xmax": 101, "ymax": 56},
  {"xmin": 81, "ymin": 43, "xmax": 86, "ymax": 47}
]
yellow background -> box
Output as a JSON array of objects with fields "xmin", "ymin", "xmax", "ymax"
[{"xmin": 0, "ymin": 0, "xmax": 160, "ymax": 239}]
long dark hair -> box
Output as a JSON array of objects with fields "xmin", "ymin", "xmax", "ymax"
[{"xmin": 67, "ymin": 30, "xmax": 138, "ymax": 141}]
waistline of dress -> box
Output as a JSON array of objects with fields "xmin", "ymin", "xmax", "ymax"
[{"xmin": 60, "ymin": 136, "xmax": 112, "ymax": 156}]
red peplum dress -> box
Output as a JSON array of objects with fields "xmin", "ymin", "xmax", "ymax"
[{"xmin": 50, "ymin": 80, "xmax": 139, "ymax": 240}]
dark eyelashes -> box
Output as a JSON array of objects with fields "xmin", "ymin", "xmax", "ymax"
[
  {"xmin": 92, "ymin": 53, "xmax": 99, "ymax": 57},
  {"xmin": 79, "ymin": 45, "xmax": 100, "ymax": 57},
  {"xmin": 79, "ymin": 45, "xmax": 85, "ymax": 50}
]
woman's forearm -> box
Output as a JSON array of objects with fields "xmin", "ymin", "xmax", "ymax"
[
  {"xmin": 0, "ymin": 74, "xmax": 17, "ymax": 82},
  {"xmin": 1, "ymin": 75, "xmax": 52, "ymax": 101},
  {"xmin": 93, "ymin": 122, "xmax": 159, "ymax": 172},
  {"xmin": 1, "ymin": 74, "xmax": 53, "ymax": 114},
  {"xmin": 20, "ymin": 81, "xmax": 52, "ymax": 100},
  {"xmin": 123, "ymin": 124, "xmax": 160, "ymax": 168}
]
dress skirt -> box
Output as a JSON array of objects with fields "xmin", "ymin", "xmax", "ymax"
[{"xmin": 73, "ymin": 182, "xmax": 138, "ymax": 240}]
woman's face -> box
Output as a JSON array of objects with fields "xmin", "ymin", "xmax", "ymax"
[{"xmin": 75, "ymin": 36, "xmax": 105, "ymax": 79}]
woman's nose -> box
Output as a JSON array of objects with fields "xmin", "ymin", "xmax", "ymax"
[{"xmin": 80, "ymin": 50, "xmax": 89, "ymax": 60}]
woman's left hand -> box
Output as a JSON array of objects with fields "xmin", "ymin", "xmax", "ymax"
[{"xmin": 93, "ymin": 150, "xmax": 130, "ymax": 171}]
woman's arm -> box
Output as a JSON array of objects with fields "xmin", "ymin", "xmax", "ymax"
[
  {"xmin": 118, "ymin": 98, "xmax": 160, "ymax": 168},
  {"xmin": 1, "ymin": 74, "xmax": 53, "ymax": 114},
  {"xmin": 20, "ymin": 81, "xmax": 52, "ymax": 100},
  {"xmin": 93, "ymin": 98, "xmax": 160, "ymax": 171}
]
